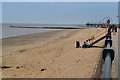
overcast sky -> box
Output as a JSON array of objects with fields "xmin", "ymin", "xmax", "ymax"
[{"xmin": 2, "ymin": 2, "xmax": 118, "ymax": 24}]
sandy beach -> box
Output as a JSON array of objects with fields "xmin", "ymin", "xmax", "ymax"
[{"xmin": 2, "ymin": 28, "xmax": 105, "ymax": 78}]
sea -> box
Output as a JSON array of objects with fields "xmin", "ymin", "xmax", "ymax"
[{"xmin": 1, "ymin": 23, "xmax": 86, "ymax": 39}]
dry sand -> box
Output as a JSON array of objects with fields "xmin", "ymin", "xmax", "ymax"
[{"xmin": 2, "ymin": 28, "xmax": 105, "ymax": 78}]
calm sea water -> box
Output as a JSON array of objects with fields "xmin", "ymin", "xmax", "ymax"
[{"xmin": 2, "ymin": 23, "xmax": 85, "ymax": 39}]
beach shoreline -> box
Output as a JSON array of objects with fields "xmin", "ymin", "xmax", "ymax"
[
  {"xmin": 2, "ymin": 29, "xmax": 64, "ymax": 39},
  {"xmin": 2, "ymin": 28, "xmax": 105, "ymax": 78}
]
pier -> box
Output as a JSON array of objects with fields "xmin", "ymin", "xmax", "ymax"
[{"xmin": 86, "ymin": 23, "xmax": 105, "ymax": 27}]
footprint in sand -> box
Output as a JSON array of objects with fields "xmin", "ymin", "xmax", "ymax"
[
  {"xmin": 41, "ymin": 68, "xmax": 47, "ymax": 71},
  {"xmin": 77, "ymin": 59, "xmax": 81, "ymax": 63},
  {"xmin": 16, "ymin": 66, "xmax": 25, "ymax": 69},
  {"xmin": 17, "ymin": 49, "xmax": 27, "ymax": 53}
]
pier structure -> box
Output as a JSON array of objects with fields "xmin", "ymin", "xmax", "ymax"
[{"xmin": 86, "ymin": 23, "xmax": 105, "ymax": 27}]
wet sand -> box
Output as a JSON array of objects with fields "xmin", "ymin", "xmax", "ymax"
[{"xmin": 2, "ymin": 28, "xmax": 105, "ymax": 78}]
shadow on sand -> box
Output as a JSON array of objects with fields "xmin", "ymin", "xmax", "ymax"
[{"xmin": 90, "ymin": 45, "xmax": 105, "ymax": 48}]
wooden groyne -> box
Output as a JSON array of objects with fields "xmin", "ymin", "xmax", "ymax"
[{"xmin": 10, "ymin": 25, "xmax": 85, "ymax": 29}]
